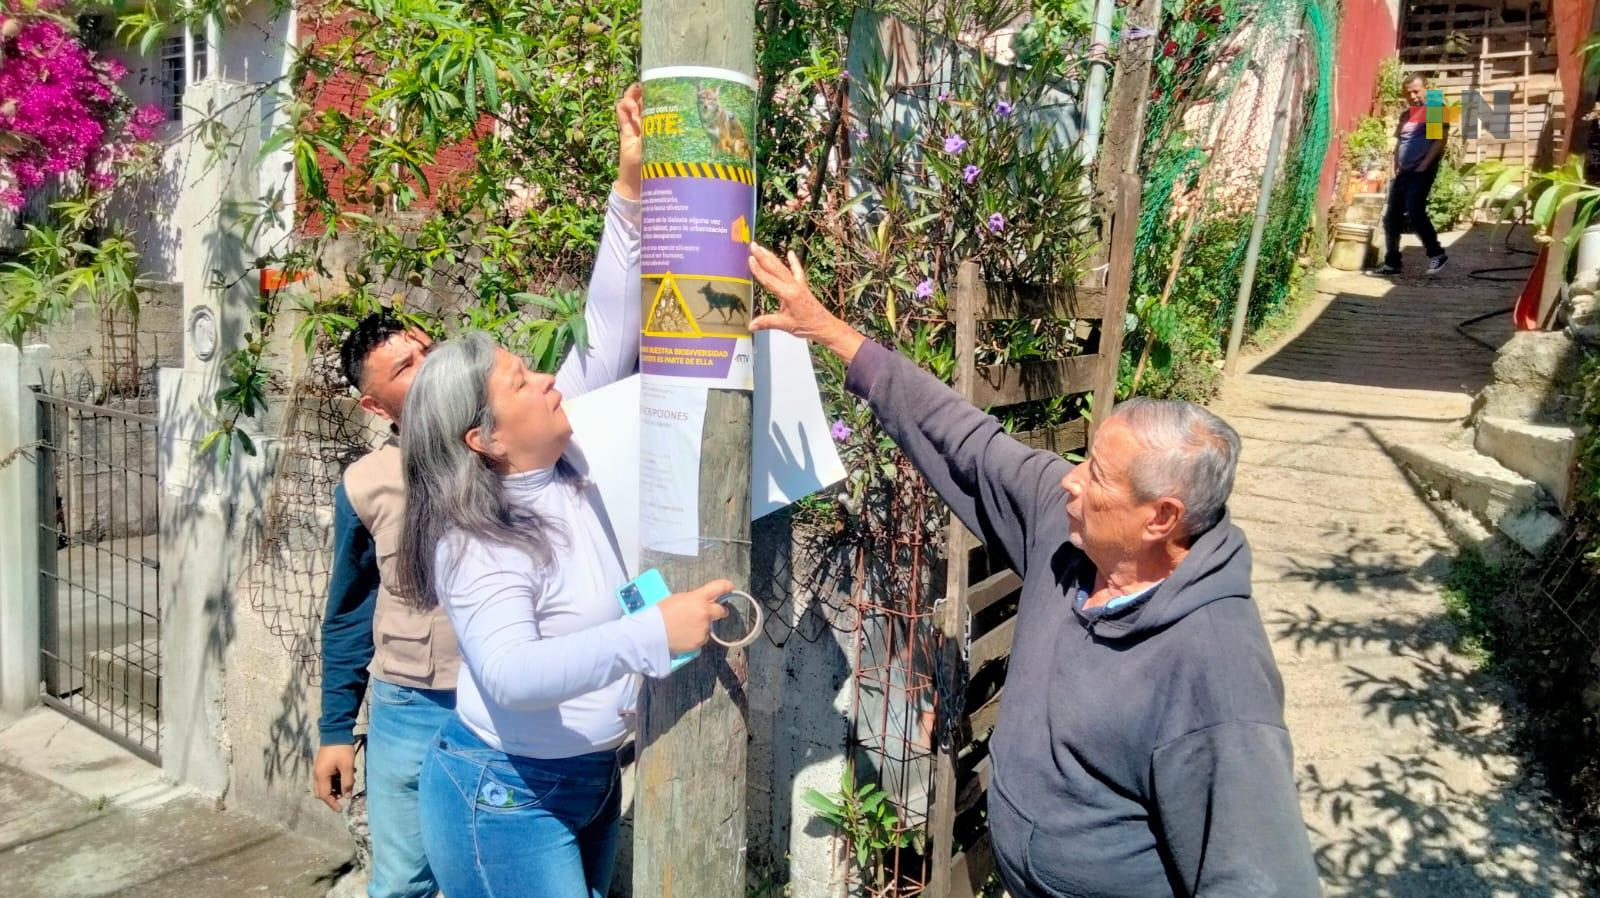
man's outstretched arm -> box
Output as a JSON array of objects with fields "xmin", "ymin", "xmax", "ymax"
[{"xmin": 746, "ymin": 244, "xmax": 1068, "ymax": 574}]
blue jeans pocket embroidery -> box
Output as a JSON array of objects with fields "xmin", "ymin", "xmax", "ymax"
[{"xmin": 473, "ymin": 765, "xmax": 561, "ymax": 813}]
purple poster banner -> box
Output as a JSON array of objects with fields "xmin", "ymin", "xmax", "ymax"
[
  {"xmin": 642, "ymin": 177, "xmax": 755, "ymax": 281},
  {"xmin": 639, "ymin": 335, "xmax": 744, "ymax": 381},
  {"xmin": 641, "ymin": 71, "xmax": 757, "ymax": 390}
]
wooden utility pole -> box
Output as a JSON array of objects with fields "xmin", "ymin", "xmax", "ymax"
[{"xmin": 634, "ymin": 2, "xmax": 756, "ymax": 896}]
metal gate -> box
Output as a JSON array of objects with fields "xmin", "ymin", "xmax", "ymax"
[{"xmin": 35, "ymin": 382, "xmax": 162, "ymax": 762}]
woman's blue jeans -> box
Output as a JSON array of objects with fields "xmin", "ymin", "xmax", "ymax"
[{"xmin": 419, "ymin": 716, "xmax": 622, "ymax": 898}]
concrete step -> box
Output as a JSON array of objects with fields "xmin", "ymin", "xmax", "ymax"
[
  {"xmin": 85, "ymin": 638, "xmax": 160, "ymax": 719},
  {"xmin": 1242, "ymin": 516, "xmax": 1455, "ymax": 559},
  {"xmin": 1322, "ymin": 861, "xmax": 1583, "ymax": 898},
  {"xmin": 1385, "ymin": 438, "xmax": 1566, "ymax": 554},
  {"xmin": 1232, "ymin": 462, "xmax": 1442, "ymax": 518},
  {"xmin": 1278, "ymin": 648, "xmax": 1499, "ymax": 711},
  {"xmin": 1285, "ymin": 693, "xmax": 1508, "ymax": 766},
  {"xmin": 1231, "ymin": 491, "xmax": 1455, "ymax": 535},
  {"xmin": 0, "ymin": 775, "xmax": 352, "ymax": 897},
  {"xmin": 1214, "ymin": 401, "xmax": 1470, "ymax": 438},
  {"xmin": 1495, "ymin": 506, "xmax": 1567, "ymax": 556},
  {"xmin": 1473, "ymin": 416, "xmax": 1583, "ymax": 511},
  {"xmin": 1387, "ymin": 441, "xmax": 1547, "ymax": 527},
  {"xmin": 1235, "ymin": 436, "xmax": 1410, "ymax": 478},
  {"xmin": 1222, "ymin": 373, "xmax": 1480, "ymax": 415}
]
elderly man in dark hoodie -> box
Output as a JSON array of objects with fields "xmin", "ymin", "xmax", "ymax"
[{"xmin": 748, "ymin": 245, "xmax": 1319, "ymax": 897}]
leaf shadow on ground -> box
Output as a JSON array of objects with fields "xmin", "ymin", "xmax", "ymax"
[{"xmin": 1267, "ymin": 541, "xmax": 1581, "ymax": 893}]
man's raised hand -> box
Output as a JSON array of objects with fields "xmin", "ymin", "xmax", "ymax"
[{"xmin": 747, "ymin": 243, "xmax": 866, "ymax": 363}]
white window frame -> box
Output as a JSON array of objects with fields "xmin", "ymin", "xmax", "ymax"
[{"xmin": 158, "ymin": 29, "xmax": 208, "ymax": 121}]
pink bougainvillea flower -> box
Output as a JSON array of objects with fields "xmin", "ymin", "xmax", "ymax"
[
  {"xmin": 127, "ymin": 105, "xmax": 164, "ymax": 142},
  {"xmin": 0, "ymin": 16, "xmax": 155, "ymax": 203}
]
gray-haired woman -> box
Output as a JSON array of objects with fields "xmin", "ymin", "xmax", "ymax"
[{"xmin": 395, "ymin": 331, "xmax": 729, "ymax": 898}]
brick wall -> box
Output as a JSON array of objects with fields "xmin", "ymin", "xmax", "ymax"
[{"xmin": 297, "ymin": 3, "xmax": 485, "ymax": 231}]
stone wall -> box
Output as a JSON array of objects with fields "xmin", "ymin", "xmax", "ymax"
[{"xmin": 36, "ymin": 281, "xmax": 184, "ymax": 399}]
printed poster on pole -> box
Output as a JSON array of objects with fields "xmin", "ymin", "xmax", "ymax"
[{"xmin": 639, "ymin": 66, "xmax": 757, "ymax": 390}]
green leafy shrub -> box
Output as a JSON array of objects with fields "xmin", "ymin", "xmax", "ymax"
[
  {"xmin": 1341, "ymin": 115, "xmax": 1390, "ymax": 173},
  {"xmin": 1427, "ymin": 162, "xmax": 1474, "ymax": 232},
  {"xmin": 1375, "ymin": 57, "xmax": 1407, "ymax": 116},
  {"xmin": 802, "ymin": 767, "xmax": 915, "ymax": 891}
]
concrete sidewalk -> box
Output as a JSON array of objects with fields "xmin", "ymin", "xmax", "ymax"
[
  {"xmin": 1216, "ymin": 226, "xmax": 1584, "ymax": 896},
  {"xmin": 0, "ymin": 708, "xmax": 353, "ymax": 897}
]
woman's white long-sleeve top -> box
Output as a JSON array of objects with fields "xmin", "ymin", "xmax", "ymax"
[{"xmin": 435, "ymin": 191, "xmax": 670, "ymax": 759}]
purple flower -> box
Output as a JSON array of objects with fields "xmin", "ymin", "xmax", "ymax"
[
  {"xmin": 855, "ymin": 129, "xmax": 869, "ymax": 140},
  {"xmin": 831, "ymin": 420, "xmax": 853, "ymax": 442},
  {"xmin": 988, "ymin": 213, "xmax": 1006, "ymax": 234},
  {"xmin": 943, "ymin": 134, "xmax": 968, "ymax": 154},
  {"xmin": 937, "ymin": 90, "xmax": 950, "ymax": 102},
  {"xmin": 840, "ymin": 71, "xmax": 852, "ymax": 81},
  {"xmin": 962, "ymin": 164, "xmax": 981, "ymax": 184},
  {"xmin": 915, "ymin": 279, "xmax": 935, "ymax": 299},
  {"xmin": 994, "ymin": 100, "xmax": 1015, "ymax": 117}
]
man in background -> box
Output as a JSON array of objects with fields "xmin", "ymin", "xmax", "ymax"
[{"xmin": 1378, "ymin": 73, "xmax": 1450, "ymax": 276}]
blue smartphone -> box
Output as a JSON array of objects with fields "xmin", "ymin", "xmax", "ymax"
[{"xmin": 616, "ymin": 568, "xmax": 698, "ymax": 670}]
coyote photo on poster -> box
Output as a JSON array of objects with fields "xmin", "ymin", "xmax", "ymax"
[{"xmin": 639, "ymin": 68, "xmax": 757, "ymax": 389}]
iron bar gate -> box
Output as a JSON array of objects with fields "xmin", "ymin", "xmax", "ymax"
[{"xmin": 35, "ymin": 384, "xmax": 162, "ymax": 762}]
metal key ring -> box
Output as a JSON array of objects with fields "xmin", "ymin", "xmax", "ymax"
[{"xmin": 710, "ymin": 590, "xmax": 763, "ymax": 649}]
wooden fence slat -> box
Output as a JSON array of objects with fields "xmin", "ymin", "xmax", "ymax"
[
  {"xmin": 1404, "ymin": 8, "xmax": 1505, "ymax": 24},
  {"xmin": 968, "ymin": 617, "xmax": 1016, "ymax": 671},
  {"xmin": 1089, "ymin": 172, "xmax": 1141, "ymax": 442},
  {"xmin": 971, "ymin": 282, "xmax": 1108, "ymax": 321},
  {"xmin": 1013, "ymin": 418, "xmax": 1088, "ymax": 454},
  {"xmin": 955, "ymin": 755, "xmax": 993, "ymax": 816},
  {"xmin": 965, "ymin": 690, "xmax": 1004, "ymax": 746},
  {"xmin": 966, "ymin": 569, "xmax": 1022, "ymax": 617},
  {"xmin": 972, "ymin": 354, "xmax": 1100, "ymax": 408},
  {"xmin": 949, "ymin": 833, "xmax": 997, "ymax": 898}
]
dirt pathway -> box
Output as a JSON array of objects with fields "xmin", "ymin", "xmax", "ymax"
[{"xmin": 1211, "ymin": 227, "xmax": 1584, "ymax": 896}]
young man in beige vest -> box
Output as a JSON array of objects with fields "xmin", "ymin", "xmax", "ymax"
[{"xmin": 313, "ymin": 85, "xmax": 645, "ymax": 898}]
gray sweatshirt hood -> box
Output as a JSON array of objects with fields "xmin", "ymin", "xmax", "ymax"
[{"xmin": 1071, "ymin": 510, "xmax": 1253, "ymax": 639}]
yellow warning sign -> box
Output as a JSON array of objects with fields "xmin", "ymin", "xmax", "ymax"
[
  {"xmin": 644, "ymin": 274, "xmax": 701, "ymax": 337},
  {"xmin": 730, "ymin": 215, "xmax": 750, "ymax": 244}
]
